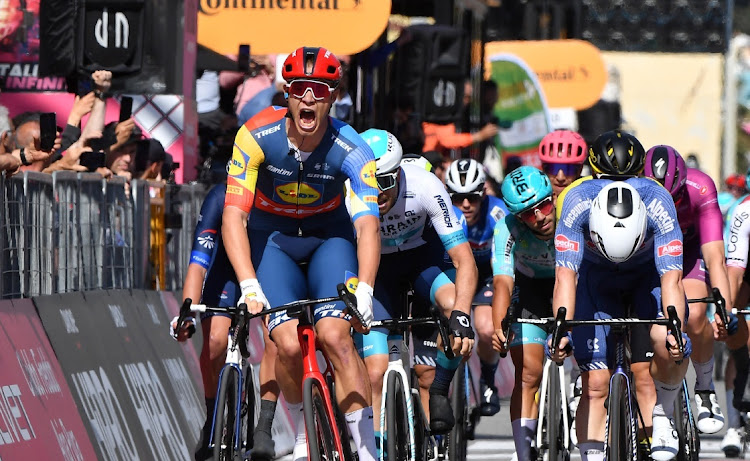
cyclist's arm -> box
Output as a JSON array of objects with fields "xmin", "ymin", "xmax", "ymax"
[
  {"xmin": 353, "ymin": 215, "xmax": 380, "ymax": 286},
  {"xmin": 446, "ymin": 241, "xmax": 478, "ymax": 315},
  {"xmin": 490, "ymin": 216, "xmax": 516, "ymax": 324},
  {"xmin": 696, "ymin": 177, "xmax": 734, "ymax": 308},
  {"xmin": 552, "ymin": 266, "xmax": 577, "ymax": 320},
  {"xmin": 185, "ymin": 185, "xmax": 225, "ymax": 305},
  {"xmin": 492, "ymin": 274, "xmax": 514, "ymax": 330},
  {"xmin": 702, "ymin": 240, "xmax": 733, "ymax": 309},
  {"xmin": 183, "ymin": 264, "xmax": 208, "ymax": 307},
  {"xmin": 660, "ymin": 269, "xmax": 686, "ymax": 324},
  {"xmin": 729, "ymin": 266, "xmax": 746, "ymax": 306},
  {"xmin": 223, "ymin": 126, "xmax": 264, "ymax": 282}
]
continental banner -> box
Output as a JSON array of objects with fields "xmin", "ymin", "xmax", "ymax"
[
  {"xmin": 486, "ymin": 54, "xmax": 551, "ymax": 168},
  {"xmin": 0, "ymin": 298, "xmax": 97, "ymax": 459},
  {"xmin": 34, "ymin": 290, "xmax": 205, "ymax": 461}
]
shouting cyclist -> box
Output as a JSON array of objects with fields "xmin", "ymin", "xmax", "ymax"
[
  {"xmin": 490, "ymin": 166, "xmax": 556, "ymax": 460},
  {"xmin": 645, "ymin": 145, "xmax": 736, "ymax": 435},
  {"xmin": 445, "ymin": 158, "xmax": 508, "ymax": 416},
  {"xmin": 222, "ymin": 47, "xmax": 381, "ymax": 461},
  {"xmin": 552, "ymin": 130, "xmax": 690, "ymax": 461},
  {"xmin": 171, "ymin": 178, "xmax": 281, "ymax": 461},
  {"xmin": 538, "ymin": 129, "xmax": 588, "ymax": 200},
  {"xmin": 354, "ymin": 129, "xmax": 477, "ymax": 441}
]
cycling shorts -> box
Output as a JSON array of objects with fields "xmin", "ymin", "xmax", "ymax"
[
  {"xmin": 410, "ymin": 297, "xmax": 440, "ymax": 367},
  {"xmin": 248, "ymin": 230, "xmax": 359, "ymax": 335},
  {"xmin": 683, "ymin": 242, "xmax": 708, "ymax": 284},
  {"xmin": 199, "ymin": 277, "xmax": 238, "ymax": 320},
  {"xmin": 508, "ymin": 274, "xmax": 554, "ymax": 348},
  {"xmin": 572, "ymin": 261, "xmax": 688, "ymax": 372}
]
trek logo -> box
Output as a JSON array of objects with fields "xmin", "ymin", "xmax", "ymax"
[
  {"xmin": 646, "ymin": 198, "xmax": 676, "ymax": 233},
  {"xmin": 275, "ymin": 182, "xmax": 322, "ymax": 205},
  {"xmin": 331, "ymin": 135, "xmax": 353, "ymax": 152},
  {"xmin": 554, "ymin": 234, "xmax": 579, "ymax": 252},
  {"xmin": 657, "ymin": 239, "xmax": 683, "ymax": 257},
  {"xmin": 435, "ymin": 195, "xmax": 453, "ymax": 228},
  {"xmin": 254, "ymin": 125, "xmax": 281, "ymax": 139}
]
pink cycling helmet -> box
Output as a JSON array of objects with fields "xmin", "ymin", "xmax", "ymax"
[
  {"xmin": 538, "ymin": 130, "xmax": 587, "ymax": 164},
  {"xmin": 644, "ymin": 145, "xmax": 687, "ymax": 199}
]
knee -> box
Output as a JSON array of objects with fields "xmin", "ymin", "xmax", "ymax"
[
  {"xmin": 274, "ymin": 331, "xmax": 302, "ymax": 364},
  {"xmin": 686, "ymin": 308, "xmax": 708, "ymax": 334},
  {"xmin": 205, "ymin": 329, "xmax": 229, "ymax": 361},
  {"xmin": 366, "ymin": 357, "xmax": 388, "ymax": 391},
  {"xmin": 418, "ymin": 368, "xmax": 435, "ymax": 391},
  {"xmin": 476, "ymin": 320, "xmax": 495, "ymax": 343},
  {"xmin": 317, "ymin": 324, "xmax": 356, "ymax": 358},
  {"xmin": 584, "ymin": 372, "xmax": 610, "ymax": 400},
  {"xmin": 519, "ymin": 364, "xmax": 543, "ymax": 391}
]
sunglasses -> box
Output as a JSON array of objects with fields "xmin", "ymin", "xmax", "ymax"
[
  {"xmin": 376, "ymin": 169, "xmax": 399, "ymax": 191},
  {"xmin": 287, "ymin": 79, "xmax": 336, "ymax": 100},
  {"xmin": 542, "ymin": 163, "xmax": 582, "ymax": 177},
  {"xmin": 451, "ymin": 193, "xmax": 482, "ymax": 204},
  {"xmin": 517, "ymin": 196, "xmax": 554, "ymax": 224}
]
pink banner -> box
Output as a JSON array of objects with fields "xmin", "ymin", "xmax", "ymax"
[{"xmin": 0, "ymin": 299, "xmax": 97, "ymax": 459}]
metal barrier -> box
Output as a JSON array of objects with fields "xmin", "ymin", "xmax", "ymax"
[{"xmin": 0, "ymin": 171, "xmax": 208, "ymax": 299}]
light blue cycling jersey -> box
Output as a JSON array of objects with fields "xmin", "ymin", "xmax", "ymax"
[
  {"xmin": 462, "ymin": 195, "xmax": 508, "ymax": 278},
  {"xmin": 491, "ymin": 214, "xmax": 555, "ymax": 279}
]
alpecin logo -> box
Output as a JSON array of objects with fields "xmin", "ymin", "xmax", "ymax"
[
  {"xmin": 554, "ymin": 234, "xmax": 579, "ymax": 252},
  {"xmin": 657, "ymin": 239, "xmax": 683, "ymax": 257}
]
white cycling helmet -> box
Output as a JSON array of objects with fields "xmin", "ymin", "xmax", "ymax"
[
  {"xmin": 360, "ymin": 128, "xmax": 403, "ymax": 174},
  {"xmin": 445, "ymin": 158, "xmax": 485, "ymax": 195},
  {"xmin": 588, "ymin": 182, "xmax": 648, "ymax": 263}
]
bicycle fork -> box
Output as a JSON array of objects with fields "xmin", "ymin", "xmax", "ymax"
[
  {"xmin": 536, "ymin": 358, "xmax": 571, "ymax": 452},
  {"xmin": 379, "ymin": 335, "xmax": 416, "ymax": 461},
  {"xmin": 604, "ymin": 369, "xmax": 638, "ymax": 459}
]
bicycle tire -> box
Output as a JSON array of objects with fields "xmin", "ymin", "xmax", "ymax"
[
  {"xmin": 448, "ymin": 364, "xmax": 468, "ymax": 461},
  {"xmin": 543, "ymin": 363, "xmax": 563, "ymax": 461},
  {"xmin": 303, "ymin": 377, "xmax": 338, "ymax": 461},
  {"xmin": 213, "ymin": 367, "xmax": 239, "ymax": 461},
  {"xmin": 674, "ymin": 386, "xmax": 700, "ymax": 461},
  {"xmin": 607, "ymin": 373, "xmax": 636, "ymax": 461},
  {"xmin": 242, "ymin": 364, "xmax": 256, "ymax": 453},
  {"xmin": 386, "ymin": 371, "xmax": 410, "ymax": 461},
  {"xmin": 326, "ymin": 375, "xmax": 356, "ymax": 461}
]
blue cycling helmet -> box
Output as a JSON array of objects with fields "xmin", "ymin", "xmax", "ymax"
[
  {"xmin": 501, "ymin": 165, "xmax": 553, "ymax": 214},
  {"xmin": 359, "ymin": 128, "xmax": 403, "ymax": 174}
]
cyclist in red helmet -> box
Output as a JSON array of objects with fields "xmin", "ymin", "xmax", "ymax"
[
  {"xmin": 223, "ymin": 46, "xmax": 381, "ymax": 461},
  {"xmin": 537, "ymin": 130, "xmax": 588, "ymax": 200}
]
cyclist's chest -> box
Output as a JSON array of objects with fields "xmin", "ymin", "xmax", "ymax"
[{"xmin": 380, "ymin": 194, "xmax": 428, "ymax": 238}]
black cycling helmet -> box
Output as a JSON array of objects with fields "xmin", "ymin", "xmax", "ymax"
[{"xmin": 588, "ymin": 130, "xmax": 646, "ymax": 177}]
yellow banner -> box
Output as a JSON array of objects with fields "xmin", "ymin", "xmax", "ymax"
[
  {"xmin": 485, "ymin": 40, "xmax": 607, "ymax": 110},
  {"xmin": 198, "ymin": 0, "xmax": 392, "ymax": 55}
]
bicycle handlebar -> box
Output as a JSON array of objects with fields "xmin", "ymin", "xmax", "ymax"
[
  {"xmin": 498, "ymin": 304, "xmax": 516, "ymax": 358},
  {"xmin": 688, "ymin": 287, "xmax": 729, "ymax": 330},
  {"xmin": 369, "ymin": 304, "xmax": 455, "ymax": 360}
]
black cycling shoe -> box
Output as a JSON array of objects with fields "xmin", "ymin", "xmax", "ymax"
[
  {"xmin": 429, "ymin": 392, "xmax": 455, "ymax": 435},
  {"xmin": 479, "ymin": 380, "xmax": 501, "ymax": 417},
  {"xmin": 250, "ymin": 430, "xmax": 275, "ymax": 460},
  {"xmin": 194, "ymin": 418, "xmax": 213, "ymax": 461}
]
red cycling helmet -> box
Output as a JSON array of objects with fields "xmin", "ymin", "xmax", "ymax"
[
  {"xmin": 726, "ymin": 173, "xmax": 747, "ymax": 190},
  {"xmin": 538, "ymin": 130, "xmax": 587, "ymax": 164},
  {"xmin": 282, "ymin": 47, "xmax": 341, "ymax": 84}
]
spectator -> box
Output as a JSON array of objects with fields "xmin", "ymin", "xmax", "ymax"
[
  {"xmin": 220, "ymin": 54, "xmax": 275, "ymax": 116},
  {"xmin": 237, "ymin": 81, "xmax": 286, "ymax": 127},
  {"xmin": 105, "ymin": 122, "xmax": 142, "ymax": 181},
  {"xmin": 134, "ymin": 138, "xmax": 167, "ymax": 181}
]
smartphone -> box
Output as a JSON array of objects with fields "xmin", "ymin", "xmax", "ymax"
[
  {"xmin": 39, "ymin": 112, "xmax": 56, "ymax": 151},
  {"xmin": 77, "ymin": 78, "xmax": 93, "ymax": 97},
  {"xmin": 238, "ymin": 44, "xmax": 250, "ymax": 73},
  {"xmin": 79, "ymin": 151, "xmax": 106, "ymax": 172},
  {"xmin": 135, "ymin": 139, "xmax": 150, "ymax": 172},
  {"xmin": 119, "ymin": 96, "xmax": 133, "ymax": 122}
]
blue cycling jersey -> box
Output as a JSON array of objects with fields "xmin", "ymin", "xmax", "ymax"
[{"xmin": 460, "ymin": 195, "xmax": 508, "ymax": 277}]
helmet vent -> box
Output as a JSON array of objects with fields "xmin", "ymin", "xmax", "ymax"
[
  {"xmin": 607, "ymin": 187, "xmax": 633, "ymax": 218},
  {"xmin": 614, "ymin": 222, "xmax": 625, "ymax": 228}
]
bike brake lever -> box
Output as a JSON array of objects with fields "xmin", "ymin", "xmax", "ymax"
[
  {"xmin": 431, "ymin": 305, "xmax": 455, "ymax": 360},
  {"xmin": 174, "ymin": 298, "xmax": 196, "ymax": 339},
  {"xmin": 337, "ymin": 283, "xmax": 367, "ymax": 328}
]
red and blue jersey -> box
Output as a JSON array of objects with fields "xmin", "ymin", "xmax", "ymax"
[
  {"xmin": 225, "ymin": 107, "xmax": 379, "ymax": 237},
  {"xmin": 555, "ymin": 176, "xmax": 683, "ymax": 276}
]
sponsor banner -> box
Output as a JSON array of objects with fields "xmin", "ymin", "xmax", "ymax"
[
  {"xmin": 485, "ymin": 40, "xmax": 607, "ymax": 110},
  {"xmin": 485, "ymin": 54, "xmax": 551, "ymax": 169},
  {"xmin": 0, "ymin": 298, "xmax": 97, "ymax": 459},
  {"xmin": 198, "ymin": 0, "xmax": 391, "ymax": 56},
  {"xmin": 34, "ymin": 290, "xmax": 204, "ymax": 460}
]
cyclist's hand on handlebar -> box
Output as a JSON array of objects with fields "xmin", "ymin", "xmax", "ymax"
[
  {"xmin": 449, "ymin": 311, "xmax": 474, "ymax": 357},
  {"xmin": 239, "ymin": 278, "xmax": 268, "ymax": 314},
  {"xmin": 350, "ymin": 282, "xmax": 374, "ymax": 333},
  {"xmin": 492, "ymin": 328, "xmax": 508, "ymax": 354},
  {"xmin": 665, "ymin": 331, "xmax": 691, "ymax": 361},
  {"xmin": 169, "ymin": 315, "xmax": 195, "ymax": 342},
  {"xmin": 713, "ymin": 311, "xmax": 729, "ymax": 341},
  {"xmin": 545, "ymin": 332, "xmax": 573, "ymax": 363}
]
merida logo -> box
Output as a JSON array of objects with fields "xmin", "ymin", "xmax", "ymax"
[{"xmin": 200, "ymin": 0, "xmax": 346, "ymax": 15}]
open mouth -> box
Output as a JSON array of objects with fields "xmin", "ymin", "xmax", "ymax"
[{"xmin": 298, "ymin": 108, "xmax": 316, "ymax": 131}]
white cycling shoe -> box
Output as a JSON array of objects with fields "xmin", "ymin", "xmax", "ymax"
[
  {"xmin": 722, "ymin": 427, "xmax": 742, "ymax": 458},
  {"xmin": 651, "ymin": 414, "xmax": 679, "ymax": 461},
  {"xmin": 694, "ymin": 390, "xmax": 725, "ymax": 434},
  {"xmin": 292, "ymin": 433, "xmax": 308, "ymax": 461}
]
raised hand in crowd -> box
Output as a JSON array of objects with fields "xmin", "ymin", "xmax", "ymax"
[
  {"xmin": 43, "ymin": 140, "xmax": 90, "ymax": 173},
  {"xmin": 67, "ymin": 92, "xmax": 96, "ymax": 128},
  {"xmin": 92, "ymin": 70, "xmax": 112, "ymax": 93},
  {"xmin": 110, "ymin": 119, "xmax": 135, "ymax": 152}
]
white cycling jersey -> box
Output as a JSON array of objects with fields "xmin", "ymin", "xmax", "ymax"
[{"xmin": 726, "ymin": 195, "xmax": 750, "ymax": 269}]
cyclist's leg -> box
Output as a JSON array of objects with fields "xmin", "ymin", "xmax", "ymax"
[
  {"xmin": 196, "ymin": 313, "xmax": 231, "ymax": 460},
  {"xmin": 253, "ymin": 325, "xmax": 280, "ymax": 458},
  {"xmin": 631, "ymin": 325, "xmax": 655, "ymax": 442},
  {"xmin": 308, "ymin": 237, "xmax": 377, "ymax": 461},
  {"xmin": 508, "ymin": 324, "xmax": 545, "ymax": 460},
  {"xmin": 727, "ymin": 274, "xmax": 750, "ymax": 412},
  {"xmin": 473, "ymin": 278, "xmax": 501, "ymax": 416},
  {"xmin": 411, "ymin": 312, "xmax": 439, "ymax": 421}
]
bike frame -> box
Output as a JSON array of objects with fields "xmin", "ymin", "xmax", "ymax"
[
  {"xmin": 379, "ymin": 334, "xmax": 416, "ymax": 461},
  {"xmin": 604, "ymin": 324, "xmax": 640, "ymax": 459},
  {"xmin": 209, "ymin": 339, "xmax": 251, "ymax": 453},
  {"xmin": 536, "ymin": 357, "xmax": 571, "ymax": 453}
]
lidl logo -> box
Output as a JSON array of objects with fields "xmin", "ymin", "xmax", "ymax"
[
  {"xmin": 361, "ymin": 161, "xmax": 378, "ymax": 189},
  {"xmin": 275, "ymin": 182, "xmax": 322, "ymax": 205},
  {"xmin": 227, "ymin": 155, "xmax": 247, "ymax": 176},
  {"xmin": 345, "ymin": 271, "xmax": 358, "ymax": 293}
]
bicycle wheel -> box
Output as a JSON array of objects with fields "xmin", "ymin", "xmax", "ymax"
[
  {"xmin": 541, "ymin": 363, "xmax": 565, "ymax": 461},
  {"xmin": 303, "ymin": 377, "xmax": 338, "ymax": 461},
  {"xmin": 674, "ymin": 385, "xmax": 699, "ymax": 461},
  {"xmin": 448, "ymin": 364, "xmax": 467, "ymax": 461},
  {"xmin": 241, "ymin": 364, "xmax": 256, "ymax": 454},
  {"xmin": 607, "ymin": 373, "xmax": 636, "ymax": 461},
  {"xmin": 386, "ymin": 371, "xmax": 411, "ymax": 461},
  {"xmin": 213, "ymin": 367, "xmax": 239, "ymax": 461}
]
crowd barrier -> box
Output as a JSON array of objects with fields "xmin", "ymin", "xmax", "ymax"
[{"xmin": 0, "ymin": 171, "xmax": 208, "ymax": 299}]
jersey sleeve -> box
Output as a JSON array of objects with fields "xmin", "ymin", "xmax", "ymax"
[
  {"xmin": 190, "ymin": 186, "xmax": 224, "ymax": 269},
  {"xmin": 644, "ymin": 184, "xmax": 684, "ymax": 275},
  {"xmin": 341, "ymin": 144, "xmax": 379, "ymax": 222},
  {"xmin": 224, "ymin": 124, "xmax": 265, "ymax": 213},
  {"xmin": 554, "ymin": 184, "xmax": 589, "ymax": 272},
  {"xmin": 726, "ymin": 202, "xmax": 750, "ymax": 269},
  {"xmin": 694, "ymin": 176, "xmax": 724, "ymax": 245},
  {"xmin": 421, "ymin": 175, "xmax": 467, "ymax": 251},
  {"xmin": 491, "ymin": 216, "xmax": 516, "ymax": 277}
]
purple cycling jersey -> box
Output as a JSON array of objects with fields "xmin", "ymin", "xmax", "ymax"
[{"xmin": 675, "ymin": 168, "xmax": 723, "ymax": 247}]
